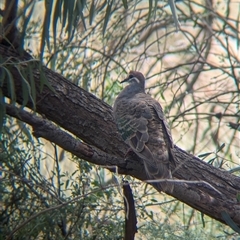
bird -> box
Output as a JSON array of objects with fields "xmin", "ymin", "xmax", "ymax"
[{"xmin": 113, "ymin": 71, "xmax": 175, "ymax": 192}]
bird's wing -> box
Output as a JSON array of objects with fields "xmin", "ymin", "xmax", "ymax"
[
  {"xmin": 131, "ymin": 93, "xmax": 174, "ymax": 149},
  {"xmin": 143, "ymin": 95, "xmax": 175, "ymax": 192},
  {"xmin": 145, "ymin": 95, "xmax": 175, "ymax": 167},
  {"xmin": 113, "ymin": 94, "xmax": 174, "ymax": 192},
  {"xmin": 113, "ymin": 97, "xmax": 154, "ymax": 158},
  {"xmin": 151, "ymin": 100, "xmax": 174, "ymax": 149}
]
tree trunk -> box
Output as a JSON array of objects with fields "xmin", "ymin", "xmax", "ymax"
[{"xmin": 1, "ymin": 44, "xmax": 240, "ymax": 231}]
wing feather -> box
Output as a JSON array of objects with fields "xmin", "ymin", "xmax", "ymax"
[{"xmin": 113, "ymin": 93, "xmax": 175, "ymax": 192}]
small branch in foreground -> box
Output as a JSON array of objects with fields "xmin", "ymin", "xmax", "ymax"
[
  {"xmin": 123, "ymin": 181, "xmax": 137, "ymax": 240},
  {"xmin": 146, "ymin": 179, "xmax": 224, "ymax": 198}
]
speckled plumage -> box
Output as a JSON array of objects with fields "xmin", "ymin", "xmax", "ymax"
[{"xmin": 113, "ymin": 71, "xmax": 175, "ymax": 192}]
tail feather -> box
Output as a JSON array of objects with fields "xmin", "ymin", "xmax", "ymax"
[{"xmin": 143, "ymin": 161, "xmax": 174, "ymax": 193}]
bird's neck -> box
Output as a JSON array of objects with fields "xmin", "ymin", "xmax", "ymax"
[{"xmin": 118, "ymin": 84, "xmax": 145, "ymax": 99}]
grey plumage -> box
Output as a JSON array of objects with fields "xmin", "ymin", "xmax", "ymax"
[{"xmin": 113, "ymin": 71, "xmax": 175, "ymax": 192}]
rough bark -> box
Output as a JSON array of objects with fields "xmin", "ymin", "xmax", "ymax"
[{"xmin": 1, "ymin": 44, "xmax": 240, "ymax": 231}]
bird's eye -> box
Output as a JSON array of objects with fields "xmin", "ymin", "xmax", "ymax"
[{"xmin": 129, "ymin": 74, "xmax": 134, "ymax": 79}]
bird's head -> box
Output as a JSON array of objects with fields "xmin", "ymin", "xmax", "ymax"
[
  {"xmin": 115, "ymin": 71, "xmax": 146, "ymax": 99},
  {"xmin": 121, "ymin": 71, "xmax": 145, "ymax": 89}
]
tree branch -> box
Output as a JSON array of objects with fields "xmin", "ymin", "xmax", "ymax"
[
  {"xmin": 5, "ymin": 104, "xmax": 125, "ymax": 170},
  {"xmin": 1, "ymin": 44, "xmax": 240, "ymax": 230},
  {"xmin": 123, "ymin": 181, "xmax": 137, "ymax": 240}
]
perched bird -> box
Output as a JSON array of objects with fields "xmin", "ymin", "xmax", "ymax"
[{"xmin": 113, "ymin": 71, "xmax": 175, "ymax": 192}]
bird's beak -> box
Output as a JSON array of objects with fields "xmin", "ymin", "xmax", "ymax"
[{"xmin": 120, "ymin": 77, "xmax": 129, "ymax": 83}]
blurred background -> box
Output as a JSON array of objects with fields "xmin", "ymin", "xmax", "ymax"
[{"xmin": 1, "ymin": 0, "xmax": 239, "ymax": 239}]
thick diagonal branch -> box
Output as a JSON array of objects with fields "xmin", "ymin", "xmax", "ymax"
[
  {"xmin": 1, "ymin": 44, "xmax": 240, "ymax": 230},
  {"xmin": 5, "ymin": 104, "xmax": 125, "ymax": 169}
]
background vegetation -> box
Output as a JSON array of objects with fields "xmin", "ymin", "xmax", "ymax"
[{"xmin": 0, "ymin": 0, "xmax": 239, "ymax": 239}]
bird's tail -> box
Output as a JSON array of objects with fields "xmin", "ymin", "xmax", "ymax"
[{"xmin": 143, "ymin": 161, "xmax": 174, "ymax": 193}]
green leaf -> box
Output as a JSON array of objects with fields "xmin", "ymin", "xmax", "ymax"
[
  {"xmin": 237, "ymin": 5, "xmax": 240, "ymax": 50},
  {"xmin": 41, "ymin": 0, "xmax": 53, "ymax": 60},
  {"xmin": 147, "ymin": 0, "xmax": 153, "ymax": 23},
  {"xmin": 198, "ymin": 152, "xmax": 212, "ymax": 158},
  {"xmin": 168, "ymin": 0, "xmax": 180, "ymax": 32},
  {"xmin": 53, "ymin": 0, "xmax": 63, "ymax": 53},
  {"xmin": 0, "ymin": 89, "xmax": 5, "ymax": 136},
  {"xmin": 28, "ymin": 64, "xmax": 36, "ymax": 111},
  {"xmin": 76, "ymin": 0, "xmax": 87, "ymax": 31},
  {"xmin": 221, "ymin": 211, "xmax": 240, "ymax": 234},
  {"xmin": 216, "ymin": 143, "xmax": 225, "ymax": 153},
  {"xmin": 15, "ymin": 65, "xmax": 38, "ymax": 109},
  {"xmin": 39, "ymin": 65, "xmax": 55, "ymax": 94},
  {"xmin": 66, "ymin": 0, "xmax": 74, "ymax": 39},
  {"xmin": 65, "ymin": 179, "xmax": 70, "ymax": 189},
  {"xmin": 200, "ymin": 212, "xmax": 205, "ymax": 228},
  {"xmin": 19, "ymin": 2, "xmax": 35, "ymax": 54},
  {"xmin": 62, "ymin": 0, "xmax": 68, "ymax": 28},
  {"xmin": 102, "ymin": 0, "xmax": 113, "ymax": 36},
  {"xmin": 4, "ymin": 67, "xmax": 16, "ymax": 104},
  {"xmin": 71, "ymin": 170, "xmax": 78, "ymax": 176},
  {"xmin": 16, "ymin": 66, "xmax": 31, "ymax": 108},
  {"xmin": 207, "ymin": 157, "xmax": 216, "ymax": 165},
  {"xmin": 122, "ymin": 0, "xmax": 128, "ymax": 9},
  {"xmin": 0, "ymin": 66, "xmax": 6, "ymax": 87},
  {"xmin": 237, "ymin": 192, "xmax": 240, "ymax": 203},
  {"xmin": 89, "ymin": 0, "xmax": 96, "ymax": 25}
]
